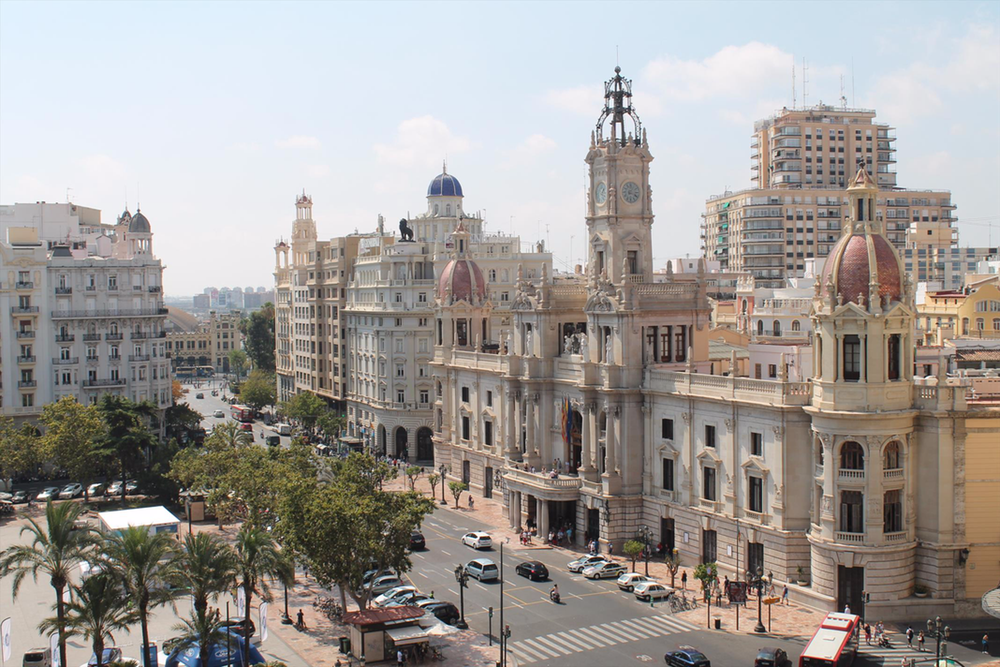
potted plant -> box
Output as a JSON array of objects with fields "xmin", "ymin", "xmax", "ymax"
[
  {"xmin": 914, "ymin": 584, "xmax": 929, "ymax": 598},
  {"xmin": 796, "ymin": 565, "xmax": 809, "ymax": 586}
]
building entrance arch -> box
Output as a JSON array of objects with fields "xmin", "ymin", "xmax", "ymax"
[
  {"xmin": 417, "ymin": 427, "xmax": 434, "ymax": 464},
  {"xmin": 378, "ymin": 425, "xmax": 387, "ymax": 456},
  {"xmin": 394, "ymin": 427, "xmax": 409, "ymax": 460}
]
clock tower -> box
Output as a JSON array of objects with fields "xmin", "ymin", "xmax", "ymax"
[{"xmin": 585, "ymin": 67, "xmax": 654, "ymax": 284}]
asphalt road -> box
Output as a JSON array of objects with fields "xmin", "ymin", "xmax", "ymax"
[
  {"xmin": 186, "ymin": 388, "xmax": 295, "ymax": 449},
  {"xmin": 407, "ymin": 504, "xmax": 998, "ymax": 667}
]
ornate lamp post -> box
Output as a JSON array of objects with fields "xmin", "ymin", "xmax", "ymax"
[
  {"xmin": 926, "ymin": 615, "xmax": 951, "ymax": 660},
  {"xmin": 454, "ymin": 564, "xmax": 470, "ymax": 629},
  {"xmin": 439, "ymin": 464, "xmax": 448, "ymax": 505},
  {"xmin": 747, "ymin": 566, "xmax": 767, "ymax": 633},
  {"xmin": 638, "ymin": 525, "xmax": 652, "ymax": 576}
]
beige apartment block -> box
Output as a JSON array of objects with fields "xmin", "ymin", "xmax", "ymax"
[
  {"xmin": 164, "ymin": 309, "xmax": 244, "ymax": 375},
  {"xmin": 704, "ymin": 105, "xmax": 958, "ymax": 287}
]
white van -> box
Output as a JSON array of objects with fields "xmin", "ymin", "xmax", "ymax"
[
  {"xmin": 22, "ymin": 648, "xmax": 51, "ymax": 667},
  {"xmin": 276, "ymin": 423, "xmax": 292, "ymax": 436}
]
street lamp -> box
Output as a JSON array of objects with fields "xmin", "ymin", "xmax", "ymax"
[
  {"xmin": 747, "ymin": 566, "xmax": 767, "ymax": 633},
  {"xmin": 439, "ymin": 464, "xmax": 448, "ymax": 504},
  {"xmin": 926, "ymin": 615, "xmax": 951, "ymax": 660},
  {"xmin": 638, "ymin": 525, "xmax": 652, "ymax": 577},
  {"xmin": 453, "ymin": 564, "xmax": 469, "ymax": 629}
]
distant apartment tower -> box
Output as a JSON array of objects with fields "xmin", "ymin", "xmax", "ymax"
[{"xmin": 703, "ymin": 105, "xmax": 958, "ymax": 287}]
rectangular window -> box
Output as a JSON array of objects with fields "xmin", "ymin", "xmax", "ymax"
[
  {"xmin": 661, "ymin": 418, "xmax": 674, "ymax": 439},
  {"xmin": 883, "ymin": 489, "xmax": 902, "ymax": 533},
  {"xmin": 486, "ymin": 390, "xmax": 493, "ymax": 407},
  {"xmin": 396, "ymin": 390, "xmax": 405, "ymax": 403},
  {"xmin": 751, "ymin": 432, "xmax": 763, "ymax": 457},
  {"xmin": 840, "ymin": 490, "xmax": 864, "ymax": 533},
  {"xmin": 768, "ymin": 364, "xmax": 777, "ymax": 378},
  {"xmin": 661, "ymin": 458, "xmax": 674, "ymax": 491},
  {"xmin": 419, "ymin": 390, "xmax": 429, "ymax": 404},
  {"xmin": 702, "ymin": 530, "xmax": 717, "ymax": 564},
  {"xmin": 461, "ymin": 386, "xmax": 470, "ymax": 402},
  {"xmin": 887, "ymin": 334, "xmax": 901, "ymax": 381},
  {"xmin": 705, "ymin": 424, "xmax": 716, "ymax": 448},
  {"xmin": 462, "ymin": 416, "xmax": 470, "ymax": 440},
  {"xmin": 749, "ymin": 476, "xmax": 764, "ymax": 513},
  {"xmin": 703, "ymin": 467, "xmax": 716, "ymax": 501},
  {"xmin": 484, "ymin": 421, "xmax": 493, "ymax": 447},
  {"xmin": 747, "ymin": 542, "xmax": 764, "ymax": 575},
  {"xmin": 843, "ymin": 335, "xmax": 861, "ymax": 381}
]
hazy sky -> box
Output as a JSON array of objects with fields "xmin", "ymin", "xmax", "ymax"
[{"xmin": 2, "ymin": 1, "xmax": 998, "ymax": 295}]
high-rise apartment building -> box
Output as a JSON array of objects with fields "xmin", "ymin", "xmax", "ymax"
[
  {"xmin": 0, "ymin": 202, "xmax": 171, "ymax": 426},
  {"xmin": 703, "ymin": 105, "xmax": 958, "ymax": 287}
]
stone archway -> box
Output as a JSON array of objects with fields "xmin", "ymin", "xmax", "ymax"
[
  {"xmin": 378, "ymin": 425, "xmax": 387, "ymax": 456},
  {"xmin": 417, "ymin": 427, "xmax": 434, "ymax": 464},
  {"xmin": 394, "ymin": 427, "xmax": 409, "ymax": 460}
]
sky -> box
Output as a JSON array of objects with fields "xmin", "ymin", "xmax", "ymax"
[{"xmin": 1, "ymin": 1, "xmax": 998, "ymax": 296}]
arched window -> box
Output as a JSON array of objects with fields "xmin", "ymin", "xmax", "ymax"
[
  {"xmin": 883, "ymin": 441, "xmax": 901, "ymax": 470},
  {"xmin": 840, "ymin": 441, "xmax": 865, "ymax": 470},
  {"xmin": 446, "ymin": 204, "xmax": 452, "ymax": 216},
  {"xmin": 741, "ymin": 300, "xmax": 748, "ymax": 313},
  {"xmin": 791, "ymin": 320, "xmax": 801, "ymax": 332},
  {"xmin": 772, "ymin": 320, "xmax": 781, "ymax": 336},
  {"xmin": 962, "ymin": 318, "xmax": 970, "ymax": 335},
  {"xmin": 757, "ymin": 320, "xmax": 764, "ymax": 336},
  {"xmin": 993, "ymin": 318, "xmax": 1000, "ymax": 331}
]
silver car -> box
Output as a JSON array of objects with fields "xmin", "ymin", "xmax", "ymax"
[{"xmin": 59, "ymin": 483, "xmax": 83, "ymax": 499}]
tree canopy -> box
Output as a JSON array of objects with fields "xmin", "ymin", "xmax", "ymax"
[
  {"xmin": 39, "ymin": 397, "xmax": 105, "ymax": 499},
  {"xmin": 0, "ymin": 415, "xmax": 42, "ymax": 481},
  {"xmin": 228, "ymin": 349, "xmax": 249, "ymax": 379},
  {"xmin": 240, "ymin": 370, "xmax": 276, "ymax": 412},
  {"xmin": 280, "ymin": 391, "xmax": 326, "ymax": 430},
  {"xmin": 241, "ymin": 304, "xmax": 275, "ymax": 373}
]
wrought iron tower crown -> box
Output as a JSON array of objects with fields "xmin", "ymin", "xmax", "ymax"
[{"xmin": 596, "ymin": 66, "xmax": 643, "ymax": 147}]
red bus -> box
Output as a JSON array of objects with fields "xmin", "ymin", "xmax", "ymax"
[
  {"xmin": 231, "ymin": 405, "xmax": 254, "ymax": 423},
  {"xmin": 799, "ymin": 612, "xmax": 861, "ymax": 667}
]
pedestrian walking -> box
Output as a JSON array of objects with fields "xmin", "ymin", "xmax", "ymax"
[
  {"xmin": 397, "ymin": 648, "xmax": 405, "ymax": 667},
  {"xmin": 608, "ymin": 542, "xmax": 614, "ymax": 557},
  {"xmin": 984, "ymin": 633, "xmax": 990, "ymax": 654},
  {"xmin": 864, "ymin": 623, "xmax": 872, "ymax": 645},
  {"xmin": 782, "ymin": 584, "xmax": 789, "ymax": 605},
  {"xmin": 843, "ymin": 604, "xmax": 851, "ymax": 614},
  {"xmin": 468, "ymin": 495, "xmax": 474, "ymax": 510},
  {"xmin": 681, "ymin": 571, "xmax": 687, "ymax": 590},
  {"xmin": 918, "ymin": 630, "xmax": 925, "ymax": 652},
  {"xmin": 906, "ymin": 625, "xmax": 914, "ymax": 648}
]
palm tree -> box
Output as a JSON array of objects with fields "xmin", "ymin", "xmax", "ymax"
[
  {"xmin": 0, "ymin": 500, "xmax": 99, "ymax": 667},
  {"xmin": 210, "ymin": 421, "xmax": 253, "ymax": 448},
  {"xmin": 173, "ymin": 532, "xmax": 236, "ymax": 614},
  {"xmin": 170, "ymin": 607, "xmax": 230, "ymax": 667},
  {"xmin": 39, "ymin": 573, "xmax": 137, "ymax": 667},
  {"xmin": 105, "ymin": 527, "xmax": 179, "ymax": 667},
  {"xmin": 233, "ymin": 525, "xmax": 285, "ymax": 665}
]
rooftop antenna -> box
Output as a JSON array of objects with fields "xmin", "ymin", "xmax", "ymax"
[
  {"xmin": 791, "ymin": 58, "xmax": 796, "ymax": 109},
  {"xmin": 616, "ymin": 45, "xmax": 619, "ymax": 68},
  {"xmin": 802, "ymin": 57, "xmax": 809, "ymax": 108},
  {"xmin": 66, "ymin": 187, "xmax": 73, "ymax": 203},
  {"xmin": 840, "ymin": 75, "xmax": 847, "ymax": 109},
  {"xmin": 851, "ymin": 57, "xmax": 856, "ymax": 107}
]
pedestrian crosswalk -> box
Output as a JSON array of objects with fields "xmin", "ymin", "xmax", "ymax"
[
  {"xmin": 508, "ymin": 613, "xmax": 696, "ymax": 665},
  {"xmin": 860, "ymin": 636, "xmax": 932, "ymax": 665}
]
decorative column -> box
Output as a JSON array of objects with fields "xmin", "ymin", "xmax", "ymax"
[
  {"xmin": 525, "ymin": 394, "xmax": 540, "ymax": 468},
  {"xmin": 538, "ymin": 498, "xmax": 549, "ymax": 539},
  {"xmin": 581, "ymin": 401, "xmax": 597, "ymax": 479},
  {"xmin": 820, "ymin": 432, "xmax": 836, "ymax": 539},
  {"xmin": 505, "ymin": 389, "xmax": 518, "ymax": 460}
]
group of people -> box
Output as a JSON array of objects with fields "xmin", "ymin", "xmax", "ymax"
[{"xmin": 864, "ymin": 620, "xmax": 891, "ymax": 648}]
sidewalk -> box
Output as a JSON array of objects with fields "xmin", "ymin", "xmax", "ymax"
[{"xmin": 386, "ymin": 466, "xmax": 828, "ymax": 639}]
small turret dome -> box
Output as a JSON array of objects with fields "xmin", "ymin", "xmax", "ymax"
[
  {"xmin": 129, "ymin": 210, "xmax": 151, "ymax": 234},
  {"xmin": 438, "ymin": 258, "xmax": 486, "ymax": 303},
  {"xmin": 427, "ymin": 163, "xmax": 463, "ymax": 197}
]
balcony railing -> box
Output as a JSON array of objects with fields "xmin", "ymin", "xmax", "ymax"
[
  {"xmin": 16, "ymin": 356, "xmax": 36, "ymax": 363},
  {"xmin": 55, "ymin": 334, "xmax": 75, "ymax": 342},
  {"xmin": 52, "ymin": 308, "xmax": 167, "ymax": 319},
  {"xmin": 55, "ymin": 287, "xmax": 72, "ymax": 294},
  {"xmin": 108, "ymin": 285, "xmax": 118, "ymax": 291},
  {"xmin": 743, "ymin": 510, "xmax": 770, "ymax": 526},
  {"xmin": 11, "ymin": 306, "xmax": 39, "ymax": 314},
  {"xmin": 16, "ymin": 331, "xmax": 35, "ymax": 339},
  {"xmin": 699, "ymin": 498, "xmax": 721, "ymax": 512},
  {"xmin": 105, "ymin": 333, "xmax": 123, "ymax": 341},
  {"xmin": 82, "ymin": 378, "xmax": 127, "ymax": 388},
  {"xmin": 53, "ymin": 357, "xmax": 79, "ymax": 365},
  {"xmin": 836, "ymin": 531, "xmax": 865, "ymax": 544},
  {"xmin": 838, "ymin": 468, "xmax": 865, "ymax": 480},
  {"xmin": 85, "ymin": 285, "xmax": 96, "ymax": 291},
  {"xmin": 17, "ymin": 381, "xmax": 37, "ymax": 388},
  {"xmin": 129, "ymin": 354, "xmax": 151, "ymax": 362},
  {"xmin": 148, "ymin": 286, "xmax": 162, "ymax": 293},
  {"xmin": 132, "ymin": 332, "xmax": 149, "ymax": 340},
  {"xmin": 884, "ymin": 531, "xmax": 908, "ymax": 543},
  {"xmin": 15, "ymin": 281, "xmax": 34, "ymax": 289},
  {"xmin": 884, "ymin": 468, "xmax": 904, "ymax": 480}
]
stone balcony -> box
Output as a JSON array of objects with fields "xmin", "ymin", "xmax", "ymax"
[{"xmin": 503, "ymin": 467, "xmax": 582, "ymax": 501}]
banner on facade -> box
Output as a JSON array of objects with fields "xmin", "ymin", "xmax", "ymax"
[
  {"xmin": 259, "ymin": 602, "xmax": 269, "ymax": 642},
  {"xmin": 1, "ymin": 617, "xmax": 12, "ymax": 663}
]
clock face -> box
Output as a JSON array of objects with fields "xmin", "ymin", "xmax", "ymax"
[
  {"xmin": 621, "ymin": 181, "xmax": 641, "ymax": 204},
  {"xmin": 594, "ymin": 182, "xmax": 607, "ymax": 205}
]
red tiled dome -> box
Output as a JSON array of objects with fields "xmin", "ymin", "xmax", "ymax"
[
  {"xmin": 821, "ymin": 231, "xmax": 903, "ymax": 306},
  {"xmin": 438, "ymin": 258, "xmax": 487, "ymax": 303}
]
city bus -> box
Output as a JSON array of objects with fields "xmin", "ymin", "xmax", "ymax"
[
  {"xmin": 231, "ymin": 405, "xmax": 254, "ymax": 423},
  {"xmin": 799, "ymin": 612, "xmax": 861, "ymax": 667}
]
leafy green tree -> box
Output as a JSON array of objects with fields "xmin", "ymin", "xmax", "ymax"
[
  {"xmin": 664, "ymin": 549, "xmax": 681, "ymax": 588},
  {"xmin": 316, "ymin": 410, "xmax": 346, "ymax": 441},
  {"xmin": 405, "ymin": 466, "xmax": 422, "ymax": 491},
  {"xmin": 94, "ymin": 395, "xmax": 158, "ymax": 505},
  {"xmin": 105, "ymin": 528, "xmax": 179, "ymax": 667},
  {"xmin": 228, "ymin": 349, "xmax": 249, "ymax": 379},
  {"xmin": 39, "ymin": 397, "xmax": 105, "ymax": 501},
  {"xmin": 448, "ymin": 481, "xmax": 468, "ymax": 509},
  {"xmin": 208, "ymin": 421, "xmax": 254, "ymax": 449},
  {"xmin": 233, "ymin": 525, "xmax": 286, "ymax": 663},
  {"xmin": 0, "ymin": 501, "xmax": 100, "ymax": 667},
  {"xmin": 241, "ymin": 303, "xmax": 275, "ymax": 373},
  {"xmin": 39, "ymin": 573, "xmax": 137, "ymax": 667},
  {"xmin": 240, "ymin": 370, "xmax": 276, "ymax": 412},
  {"xmin": 170, "ymin": 607, "xmax": 231, "ymax": 667},
  {"xmin": 280, "ymin": 391, "xmax": 326, "ymax": 431},
  {"xmin": 693, "ymin": 561, "xmax": 718, "ymax": 600},
  {"xmin": 0, "ymin": 415, "xmax": 41, "ymax": 482},
  {"xmin": 164, "ymin": 402, "xmax": 203, "ymax": 443},
  {"xmin": 623, "ymin": 540, "xmax": 644, "ymax": 573},
  {"xmin": 427, "ymin": 473, "xmax": 440, "ymax": 500},
  {"xmin": 172, "ymin": 532, "xmax": 236, "ymax": 614}
]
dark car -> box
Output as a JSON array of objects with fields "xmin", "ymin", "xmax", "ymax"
[
  {"xmin": 10, "ymin": 490, "xmax": 29, "ymax": 504},
  {"xmin": 266, "ymin": 435, "xmax": 281, "ymax": 447},
  {"xmin": 222, "ymin": 616, "xmax": 256, "ymax": 638},
  {"xmin": 409, "ymin": 531, "xmax": 426, "ymax": 551},
  {"xmin": 515, "ymin": 560, "xmax": 549, "ymax": 581},
  {"xmin": 754, "ymin": 648, "xmax": 791, "ymax": 667},
  {"xmin": 424, "ymin": 602, "xmax": 460, "ymax": 625},
  {"xmin": 664, "ymin": 646, "xmax": 710, "ymax": 667}
]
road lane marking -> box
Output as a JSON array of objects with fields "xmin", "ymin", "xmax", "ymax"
[
  {"xmin": 512, "ymin": 643, "xmax": 547, "ymax": 662},
  {"xmin": 447, "ymin": 588, "xmax": 458, "ymax": 595},
  {"xmin": 604, "ymin": 621, "xmax": 642, "ymax": 641},
  {"xmin": 532, "ymin": 635, "xmax": 573, "ymax": 656},
  {"xmin": 441, "ymin": 550, "xmax": 452, "ymax": 556},
  {"xmin": 414, "ymin": 572, "xmax": 427, "ymax": 579},
  {"xmin": 505, "ymin": 592, "xmax": 529, "ymax": 605},
  {"xmin": 508, "ymin": 646, "xmax": 534, "ymax": 664},
  {"xmin": 576, "ymin": 590, "xmax": 616, "ymax": 597},
  {"xmin": 617, "ymin": 618, "xmax": 659, "ymax": 638},
  {"xmin": 520, "ymin": 639, "xmax": 561, "ymax": 659}
]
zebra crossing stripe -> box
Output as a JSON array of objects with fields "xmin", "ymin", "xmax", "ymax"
[
  {"xmin": 626, "ymin": 616, "xmax": 672, "ymax": 634},
  {"xmin": 647, "ymin": 614, "xmax": 694, "ymax": 632},
  {"xmin": 586, "ymin": 624, "xmax": 625, "ymax": 644},
  {"xmin": 564, "ymin": 628, "xmax": 603, "ymax": 649},
  {"xmin": 521, "ymin": 638, "xmax": 562, "ymax": 659},
  {"xmin": 605, "ymin": 621, "xmax": 644, "ymax": 641},
  {"xmin": 508, "ymin": 645, "xmax": 535, "ymax": 664},
  {"xmin": 554, "ymin": 631, "xmax": 595, "ymax": 651},
  {"xmin": 512, "ymin": 641, "xmax": 550, "ymax": 662},
  {"xmin": 617, "ymin": 618, "xmax": 661, "ymax": 638},
  {"xmin": 532, "ymin": 635, "xmax": 575, "ymax": 656},
  {"xmin": 576, "ymin": 626, "xmax": 615, "ymax": 646}
]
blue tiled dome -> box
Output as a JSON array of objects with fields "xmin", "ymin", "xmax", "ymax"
[{"xmin": 427, "ymin": 171, "xmax": 463, "ymax": 197}]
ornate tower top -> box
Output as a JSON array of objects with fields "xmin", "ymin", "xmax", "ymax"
[{"xmin": 596, "ymin": 66, "xmax": 643, "ymax": 147}]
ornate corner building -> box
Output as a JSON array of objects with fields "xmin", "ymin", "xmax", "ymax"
[{"xmin": 430, "ymin": 69, "xmax": 1000, "ymax": 620}]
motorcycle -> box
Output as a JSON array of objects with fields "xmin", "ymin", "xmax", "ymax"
[{"xmin": 549, "ymin": 589, "xmax": 561, "ymax": 604}]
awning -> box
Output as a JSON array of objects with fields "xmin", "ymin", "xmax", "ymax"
[{"xmin": 385, "ymin": 625, "xmax": 430, "ymax": 647}]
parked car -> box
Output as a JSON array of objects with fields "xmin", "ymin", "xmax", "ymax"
[
  {"xmin": 367, "ymin": 574, "xmax": 403, "ymax": 595},
  {"xmin": 125, "ymin": 480, "xmax": 139, "ymax": 494},
  {"xmin": 88, "ymin": 648, "xmax": 123, "ymax": 666},
  {"xmin": 105, "ymin": 481, "xmax": 123, "ymax": 496},
  {"xmin": 583, "ymin": 561, "xmax": 627, "ymax": 580},
  {"xmin": 0, "ymin": 500, "xmax": 13, "ymax": 516},
  {"xmin": 633, "ymin": 581, "xmax": 674, "ymax": 601},
  {"xmin": 276, "ymin": 423, "xmax": 293, "ymax": 435},
  {"xmin": 409, "ymin": 531, "xmax": 426, "ymax": 550},
  {"xmin": 617, "ymin": 572, "xmax": 654, "ymax": 591},
  {"xmin": 10, "ymin": 490, "xmax": 30, "ymax": 504},
  {"xmin": 424, "ymin": 601, "xmax": 460, "ymax": 625},
  {"xmin": 240, "ymin": 423, "xmax": 253, "ymax": 432},
  {"xmin": 363, "ymin": 568, "xmax": 397, "ymax": 586},
  {"xmin": 0, "ymin": 492, "xmax": 10, "ymax": 501},
  {"xmin": 195, "ymin": 393, "xmax": 204, "ymax": 399},
  {"xmin": 213, "ymin": 409, "xmax": 225, "ymax": 418},
  {"xmin": 35, "ymin": 487, "xmax": 60, "ymax": 501},
  {"xmin": 86, "ymin": 483, "xmax": 104, "ymax": 497},
  {"xmin": 414, "ymin": 598, "xmax": 443, "ymax": 609},
  {"xmin": 21, "ymin": 647, "xmax": 51, "ymax": 667},
  {"xmin": 59, "ymin": 483, "xmax": 83, "ymax": 499},
  {"xmin": 373, "ymin": 585, "xmax": 418, "ymax": 607},
  {"xmin": 567, "ymin": 554, "xmax": 608, "ymax": 572},
  {"xmin": 383, "ymin": 592, "xmax": 435, "ymax": 607},
  {"xmin": 515, "ymin": 561, "xmax": 549, "ymax": 581},
  {"xmin": 461, "ymin": 531, "xmax": 493, "ymax": 550},
  {"xmin": 754, "ymin": 648, "xmax": 792, "ymax": 667},
  {"xmin": 664, "ymin": 646, "xmax": 710, "ymax": 667},
  {"xmin": 465, "ymin": 558, "xmax": 499, "ymax": 582}
]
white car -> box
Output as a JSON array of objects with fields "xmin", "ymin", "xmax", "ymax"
[
  {"xmin": 567, "ymin": 554, "xmax": 609, "ymax": 573},
  {"xmin": 59, "ymin": 483, "xmax": 84, "ymax": 499},
  {"xmin": 461, "ymin": 532, "xmax": 493, "ymax": 550},
  {"xmin": 36, "ymin": 487, "xmax": 60, "ymax": 501},
  {"xmin": 617, "ymin": 572, "xmax": 655, "ymax": 591},
  {"xmin": 87, "ymin": 483, "xmax": 104, "ymax": 497},
  {"xmin": 105, "ymin": 481, "xmax": 123, "ymax": 496},
  {"xmin": 582, "ymin": 561, "xmax": 627, "ymax": 580},
  {"xmin": 367, "ymin": 574, "xmax": 403, "ymax": 596},
  {"xmin": 373, "ymin": 585, "xmax": 417, "ymax": 607},
  {"xmin": 632, "ymin": 581, "xmax": 674, "ymax": 601},
  {"xmin": 213, "ymin": 409, "xmax": 225, "ymax": 418}
]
